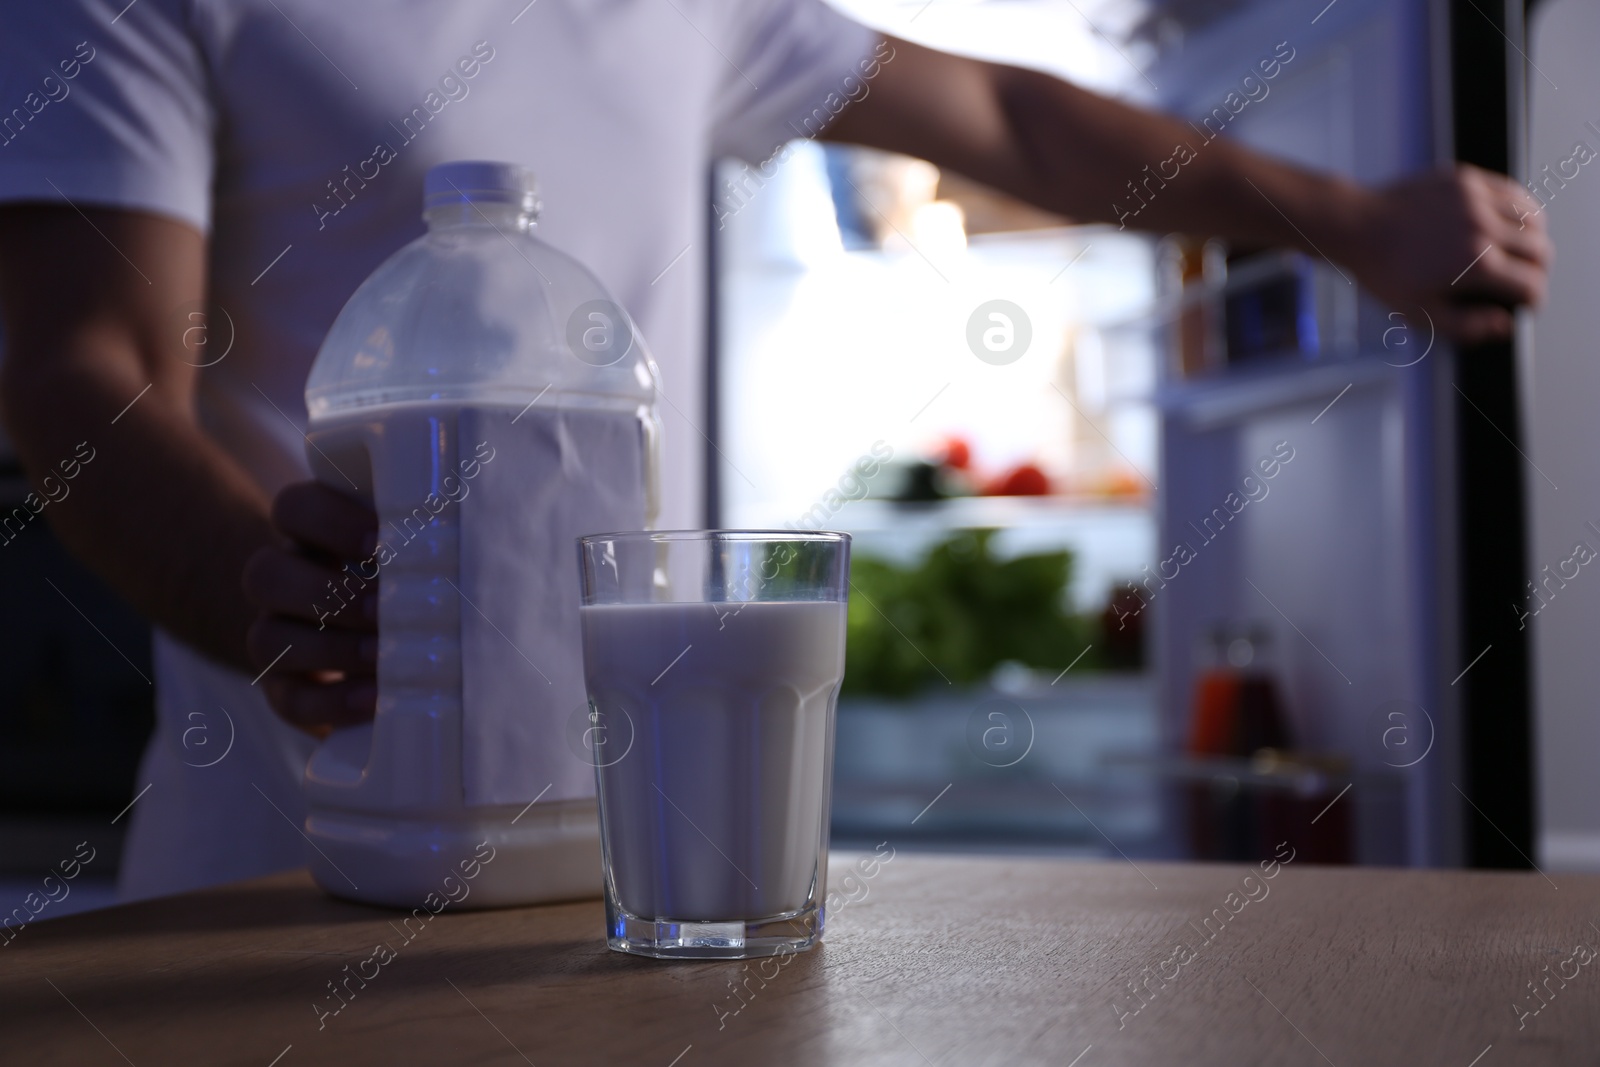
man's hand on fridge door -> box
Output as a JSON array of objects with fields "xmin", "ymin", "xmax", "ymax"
[
  {"xmin": 242, "ymin": 482, "xmax": 379, "ymax": 737},
  {"xmin": 1338, "ymin": 163, "xmax": 1552, "ymax": 345}
]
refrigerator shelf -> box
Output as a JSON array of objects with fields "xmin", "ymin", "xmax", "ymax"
[{"xmin": 1152, "ymin": 355, "xmax": 1397, "ymax": 429}]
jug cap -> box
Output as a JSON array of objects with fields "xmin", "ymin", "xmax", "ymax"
[{"xmin": 424, "ymin": 160, "xmax": 538, "ymax": 210}]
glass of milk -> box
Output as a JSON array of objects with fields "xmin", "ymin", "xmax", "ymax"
[{"xmin": 577, "ymin": 530, "xmax": 851, "ymax": 959}]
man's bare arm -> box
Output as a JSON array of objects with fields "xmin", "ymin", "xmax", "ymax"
[
  {"xmin": 0, "ymin": 206, "xmax": 273, "ymax": 671},
  {"xmin": 0, "ymin": 205, "xmax": 377, "ymax": 732},
  {"xmin": 825, "ymin": 39, "xmax": 1552, "ymax": 342}
]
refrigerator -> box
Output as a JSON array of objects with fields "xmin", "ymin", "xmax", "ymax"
[
  {"xmin": 710, "ymin": 0, "xmax": 1534, "ymax": 869},
  {"xmin": 1135, "ymin": 0, "xmax": 1532, "ymax": 867}
]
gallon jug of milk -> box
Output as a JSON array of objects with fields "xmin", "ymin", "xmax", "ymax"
[{"xmin": 300, "ymin": 160, "xmax": 659, "ymax": 908}]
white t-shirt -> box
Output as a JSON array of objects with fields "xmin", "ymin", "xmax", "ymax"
[{"xmin": 0, "ymin": 0, "xmax": 877, "ymax": 899}]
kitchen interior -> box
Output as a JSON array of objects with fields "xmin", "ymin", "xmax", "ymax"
[{"xmin": 2, "ymin": 0, "xmax": 1592, "ymax": 918}]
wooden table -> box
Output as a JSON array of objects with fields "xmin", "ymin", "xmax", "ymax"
[{"xmin": 2, "ymin": 852, "xmax": 1594, "ymax": 1065}]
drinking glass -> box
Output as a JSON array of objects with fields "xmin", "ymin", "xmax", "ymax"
[{"xmin": 576, "ymin": 530, "xmax": 850, "ymax": 959}]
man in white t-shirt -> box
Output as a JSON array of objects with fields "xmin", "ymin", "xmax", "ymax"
[{"xmin": 0, "ymin": 1, "xmax": 1548, "ymax": 900}]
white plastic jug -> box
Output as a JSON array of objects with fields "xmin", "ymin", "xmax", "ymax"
[{"xmin": 299, "ymin": 161, "xmax": 659, "ymax": 908}]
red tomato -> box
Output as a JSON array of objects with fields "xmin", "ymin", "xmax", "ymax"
[
  {"xmin": 985, "ymin": 463, "xmax": 1051, "ymax": 496},
  {"xmin": 941, "ymin": 437, "xmax": 972, "ymax": 471}
]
